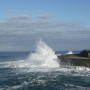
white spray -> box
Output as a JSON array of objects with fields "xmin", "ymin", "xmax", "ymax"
[
  {"xmin": 28, "ymin": 40, "xmax": 60, "ymax": 68},
  {"xmin": 66, "ymin": 51, "xmax": 73, "ymax": 55},
  {"xmin": 0, "ymin": 40, "xmax": 60, "ymax": 68}
]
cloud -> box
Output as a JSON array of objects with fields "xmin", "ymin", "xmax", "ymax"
[
  {"xmin": 8, "ymin": 16, "xmax": 32, "ymax": 22},
  {"xmin": 0, "ymin": 15, "xmax": 89, "ymax": 36},
  {"xmin": 0, "ymin": 15, "xmax": 90, "ymax": 51}
]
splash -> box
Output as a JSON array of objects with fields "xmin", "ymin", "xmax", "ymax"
[
  {"xmin": 0, "ymin": 40, "xmax": 60, "ymax": 69},
  {"xmin": 66, "ymin": 51, "xmax": 73, "ymax": 54},
  {"xmin": 27, "ymin": 40, "xmax": 60, "ymax": 68}
]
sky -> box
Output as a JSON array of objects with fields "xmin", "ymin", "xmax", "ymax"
[{"xmin": 0, "ymin": 0, "xmax": 90, "ymax": 51}]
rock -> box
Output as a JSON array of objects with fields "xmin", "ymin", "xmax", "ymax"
[{"xmin": 58, "ymin": 50, "xmax": 90, "ymax": 68}]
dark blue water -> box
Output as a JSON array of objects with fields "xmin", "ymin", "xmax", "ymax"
[
  {"xmin": 0, "ymin": 51, "xmax": 79, "ymax": 61},
  {"xmin": 0, "ymin": 51, "xmax": 90, "ymax": 90}
]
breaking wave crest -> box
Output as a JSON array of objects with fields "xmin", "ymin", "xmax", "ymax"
[
  {"xmin": 0, "ymin": 40, "xmax": 90, "ymax": 73},
  {"xmin": 0, "ymin": 40, "xmax": 59, "ymax": 69},
  {"xmin": 66, "ymin": 51, "xmax": 73, "ymax": 54},
  {"xmin": 0, "ymin": 41, "xmax": 90, "ymax": 90},
  {"xmin": 27, "ymin": 39, "xmax": 59, "ymax": 67}
]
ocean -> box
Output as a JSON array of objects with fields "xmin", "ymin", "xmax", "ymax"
[{"xmin": 0, "ymin": 40, "xmax": 90, "ymax": 90}]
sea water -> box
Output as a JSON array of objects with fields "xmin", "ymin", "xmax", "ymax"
[{"xmin": 0, "ymin": 40, "xmax": 90, "ymax": 90}]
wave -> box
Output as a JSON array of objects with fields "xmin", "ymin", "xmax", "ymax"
[
  {"xmin": 66, "ymin": 51, "xmax": 73, "ymax": 54},
  {"xmin": 0, "ymin": 40, "xmax": 90, "ymax": 75},
  {"xmin": 0, "ymin": 40, "xmax": 59, "ymax": 68}
]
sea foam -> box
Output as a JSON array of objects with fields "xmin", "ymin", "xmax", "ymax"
[{"xmin": 27, "ymin": 39, "xmax": 60, "ymax": 68}]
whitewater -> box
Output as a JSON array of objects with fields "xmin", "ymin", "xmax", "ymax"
[{"xmin": 0, "ymin": 40, "xmax": 90, "ymax": 90}]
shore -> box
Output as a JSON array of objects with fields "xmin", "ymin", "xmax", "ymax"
[{"xmin": 58, "ymin": 52, "xmax": 90, "ymax": 68}]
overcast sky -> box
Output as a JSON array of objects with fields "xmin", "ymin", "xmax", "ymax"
[{"xmin": 0, "ymin": 0, "xmax": 90, "ymax": 51}]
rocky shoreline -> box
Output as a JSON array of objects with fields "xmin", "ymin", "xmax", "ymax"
[{"xmin": 58, "ymin": 50, "xmax": 90, "ymax": 68}]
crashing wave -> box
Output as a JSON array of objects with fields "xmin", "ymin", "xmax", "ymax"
[
  {"xmin": 66, "ymin": 51, "xmax": 73, "ymax": 54},
  {"xmin": 27, "ymin": 39, "xmax": 60, "ymax": 68}
]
